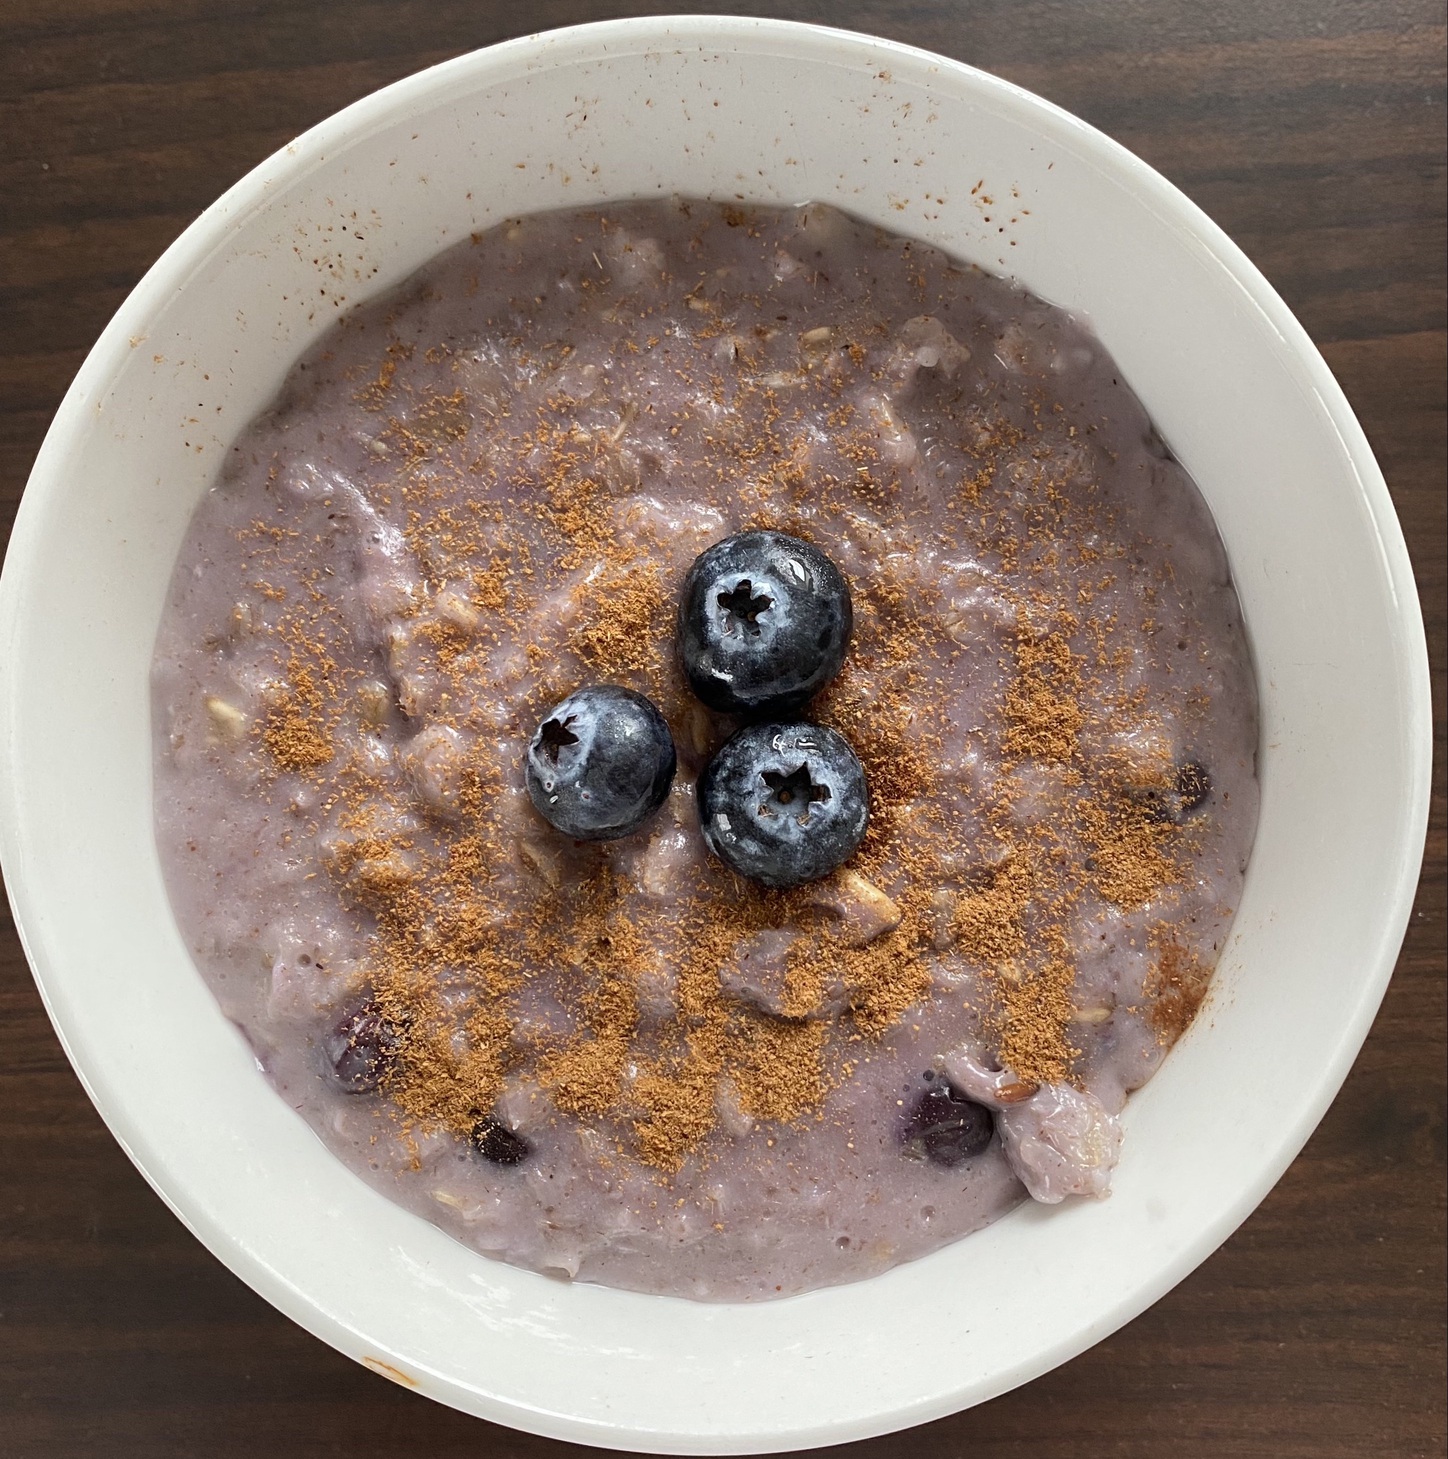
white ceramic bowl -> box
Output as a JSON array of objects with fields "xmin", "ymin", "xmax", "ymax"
[{"xmin": 0, "ymin": 16, "xmax": 1431, "ymax": 1454}]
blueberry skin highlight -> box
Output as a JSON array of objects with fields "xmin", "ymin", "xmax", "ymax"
[
  {"xmin": 526, "ymin": 685, "xmax": 677, "ymax": 842},
  {"xmin": 678, "ymin": 530, "xmax": 853, "ymax": 715},
  {"xmin": 697, "ymin": 722, "xmax": 869, "ymax": 889}
]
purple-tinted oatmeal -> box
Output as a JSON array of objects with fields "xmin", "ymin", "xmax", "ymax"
[{"xmin": 151, "ymin": 200, "xmax": 1258, "ymax": 1300}]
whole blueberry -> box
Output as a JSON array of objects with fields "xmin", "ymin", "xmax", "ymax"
[
  {"xmin": 325, "ymin": 1001, "xmax": 405, "ymax": 1093},
  {"xmin": 697, "ymin": 722, "xmax": 868, "ymax": 888},
  {"xmin": 679, "ymin": 530, "xmax": 853, "ymax": 715},
  {"xmin": 901, "ymin": 1079, "xmax": 994, "ymax": 1167},
  {"xmin": 526, "ymin": 684, "xmax": 676, "ymax": 841}
]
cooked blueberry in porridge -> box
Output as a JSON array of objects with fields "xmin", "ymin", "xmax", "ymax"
[
  {"xmin": 525, "ymin": 684, "xmax": 676, "ymax": 841},
  {"xmin": 472, "ymin": 1117, "xmax": 531, "ymax": 1167},
  {"xmin": 679, "ymin": 530, "xmax": 853, "ymax": 714},
  {"xmin": 902, "ymin": 1079, "xmax": 995, "ymax": 1167},
  {"xmin": 152, "ymin": 199, "xmax": 1259, "ymax": 1300},
  {"xmin": 698, "ymin": 722, "xmax": 870, "ymax": 888},
  {"xmin": 326, "ymin": 1002, "xmax": 405, "ymax": 1094}
]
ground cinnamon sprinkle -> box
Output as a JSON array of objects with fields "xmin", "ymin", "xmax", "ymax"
[
  {"xmin": 953, "ymin": 851, "xmax": 1033, "ymax": 964},
  {"xmin": 574, "ymin": 558, "xmax": 670, "ymax": 677},
  {"xmin": 1142, "ymin": 934, "xmax": 1210, "ymax": 1043},
  {"xmin": 472, "ymin": 554, "xmax": 513, "ymax": 612},
  {"xmin": 221, "ymin": 201, "xmax": 1226, "ymax": 1178},
  {"xmin": 386, "ymin": 1002, "xmax": 511, "ymax": 1134},
  {"xmin": 996, "ymin": 939, "xmax": 1079, "ymax": 1087},
  {"xmin": 1003, "ymin": 626, "xmax": 1084, "ymax": 762},
  {"xmin": 633, "ymin": 1041, "xmax": 724, "ymax": 1169},
  {"xmin": 540, "ymin": 969, "xmax": 638, "ymax": 1116},
  {"xmin": 733, "ymin": 1015, "xmax": 828, "ymax": 1122},
  {"xmin": 260, "ymin": 659, "xmax": 335, "ymax": 771},
  {"xmin": 1080, "ymin": 789, "xmax": 1182, "ymax": 910}
]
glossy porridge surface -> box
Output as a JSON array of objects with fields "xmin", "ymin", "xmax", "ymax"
[{"xmin": 152, "ymin": 200, "xmax": 1259, "ymax": 1300}]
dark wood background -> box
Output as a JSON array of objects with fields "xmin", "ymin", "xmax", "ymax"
[{"xmin": 1, "ymin": 2, "xmax": 1443, "ymax": 1455}]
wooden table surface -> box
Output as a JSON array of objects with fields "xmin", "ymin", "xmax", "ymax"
[{"xmin": 1, "ymin": 2, "xmax": 1443, "ymax": 1455}]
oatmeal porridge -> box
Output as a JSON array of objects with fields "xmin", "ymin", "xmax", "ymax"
[{"xmin": 151, "ymin": 199, "xmax": 1259, "ymax": 1300}]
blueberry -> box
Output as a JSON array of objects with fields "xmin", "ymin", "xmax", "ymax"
[
  {"xmin": 526, "ymin": 685, "xmax": 676, "ymax": 841},
  {"xmin": 326, "ymin": 1002, "xmax": 405, "ymax": 1093},
  {"xmin": 472, "ymin": 1116, "xmax": 530, "ymax": 1166},
  {"xmin": 901, "ymin": 1079, "xmax": 994, "ymax": 1167},
  {"xmin": 697, "ymin": 722, "xmax": 868, "ymax": 888},
  {"xmin": 679, "ymin": 530, "xmax": 852, "ymax": 715}
]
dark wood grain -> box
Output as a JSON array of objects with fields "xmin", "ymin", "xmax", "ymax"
[{"xmin": 1, "ymin": 3, "xmax": 1443, "ymax": 1455}]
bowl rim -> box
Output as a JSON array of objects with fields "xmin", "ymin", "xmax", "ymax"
[{"xmin": 0, "ymin": 14, "xmax": 1433, "ymax": 1452}]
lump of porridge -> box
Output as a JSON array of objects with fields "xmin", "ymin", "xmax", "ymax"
[{"xmin": 151, "ymin": 200, "xmax": 1259, "ymax": 1300}]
